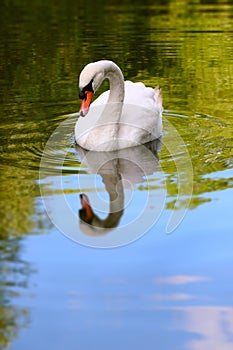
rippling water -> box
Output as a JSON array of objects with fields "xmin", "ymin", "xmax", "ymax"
[{"xmin": 0, "ymin": 1, "xmax": 233, "ymax": 349}]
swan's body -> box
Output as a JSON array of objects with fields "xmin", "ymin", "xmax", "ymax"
[{"xmin": 75, "ymin": 60, "xmax": 162, "ymax": 151}]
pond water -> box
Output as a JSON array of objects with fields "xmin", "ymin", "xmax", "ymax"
[{"xmin": 0, "ymin": 0, "xmax": 233, "ymax": 349}]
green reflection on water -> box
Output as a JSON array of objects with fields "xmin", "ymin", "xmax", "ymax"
[
  {"xmin": 0, "ymin": 0, "xmax": 233, "ymax": 348},
  {"xmin": 0, "ymin": 238, "xmax": 31, "ymax": 349}
]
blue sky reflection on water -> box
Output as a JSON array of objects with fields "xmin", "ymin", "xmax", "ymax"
[{"xmin": 10, "ymin": 185, "xmax": 233, "ymax": 350}]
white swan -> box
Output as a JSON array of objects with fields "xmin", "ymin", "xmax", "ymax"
[{"xmin": 75, "ymin": 60, "xmax": 163, "ymax": 151}]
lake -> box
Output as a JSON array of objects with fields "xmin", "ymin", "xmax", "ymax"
[{"xmin": 0, "ymin": 0, "xmax": 233, "ymax": 349}]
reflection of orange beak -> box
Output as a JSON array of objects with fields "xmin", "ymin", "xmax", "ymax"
[
  {"xmin": 80, "ymin": 194, "xmax": 94, "ymax": 222},
  {"xmin": 79, "ymin": 91, "xmax": 93, "ymax": 117}
]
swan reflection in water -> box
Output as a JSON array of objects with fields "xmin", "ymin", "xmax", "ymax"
[{"xmin": 76, "ymin": 139, "xmax": 162, "ymax": 236}]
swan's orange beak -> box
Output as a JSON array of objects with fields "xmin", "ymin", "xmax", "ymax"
[
  {"xmin": 80, "ymin": 194, "xmax": 94, "ymax": 223},
  {"xmin": 79, "ymin": 91, "xmax": 93, "ymax": 117}
]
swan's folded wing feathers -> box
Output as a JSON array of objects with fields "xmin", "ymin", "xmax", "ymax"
[{"xmin": 124, "ymin": 81, "xmax": 162, "ymax": 111}]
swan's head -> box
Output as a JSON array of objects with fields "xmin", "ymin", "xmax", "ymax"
[{"xmin": 79, "ymin": 61, "xmax": 105, "ymax": 117}]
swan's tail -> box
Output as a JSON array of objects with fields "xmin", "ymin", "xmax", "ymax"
[{"xmin": 154, "ymin": 86, "xmax": 163, "ymax": 109}]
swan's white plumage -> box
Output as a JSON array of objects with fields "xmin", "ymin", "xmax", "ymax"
[
  {"xmin": 75, "ymin": 60, "xmax": 162, "ymax": 151},
  {"xmin": 92, "ymin": 80, "xmax": 160, "ymax": 109}
]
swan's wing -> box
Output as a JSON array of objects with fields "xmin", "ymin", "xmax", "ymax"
[
  {"xmin": 118, "ymin": 82, "xmax": 163, "ymax": 145},
  {"xmin": 124, "ymin": 81, "xmax": 162, "ymax": 111}
]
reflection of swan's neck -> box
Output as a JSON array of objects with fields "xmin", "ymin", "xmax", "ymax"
[
  {"xmin": 109, "ymin": 178, "xmax": 124, "ymax": 213},
  {"xmin": 99, "ymin": 174, "xmax": 124, "ymax": 228},
  {"xmin": 105, "ymin": 62, "xmax": 125, "ymax": 104}
]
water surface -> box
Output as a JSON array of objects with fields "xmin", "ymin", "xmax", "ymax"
[{"xmin": 0, "ymin": 1, "xmax": 233, "ymax": 349}]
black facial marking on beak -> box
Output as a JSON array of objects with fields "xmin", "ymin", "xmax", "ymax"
[
  {"xmin": 79, "ymin": 89, "xmax": 86, "ymax": 100},
  {"xmin": 79, "ymin": 79, "xmax": 94, "ymax": 99}
]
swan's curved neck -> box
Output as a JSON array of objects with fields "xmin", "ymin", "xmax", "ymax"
[{"xmin": 104, "ymin": 62, "xmax": 125, "ymax": 103}]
